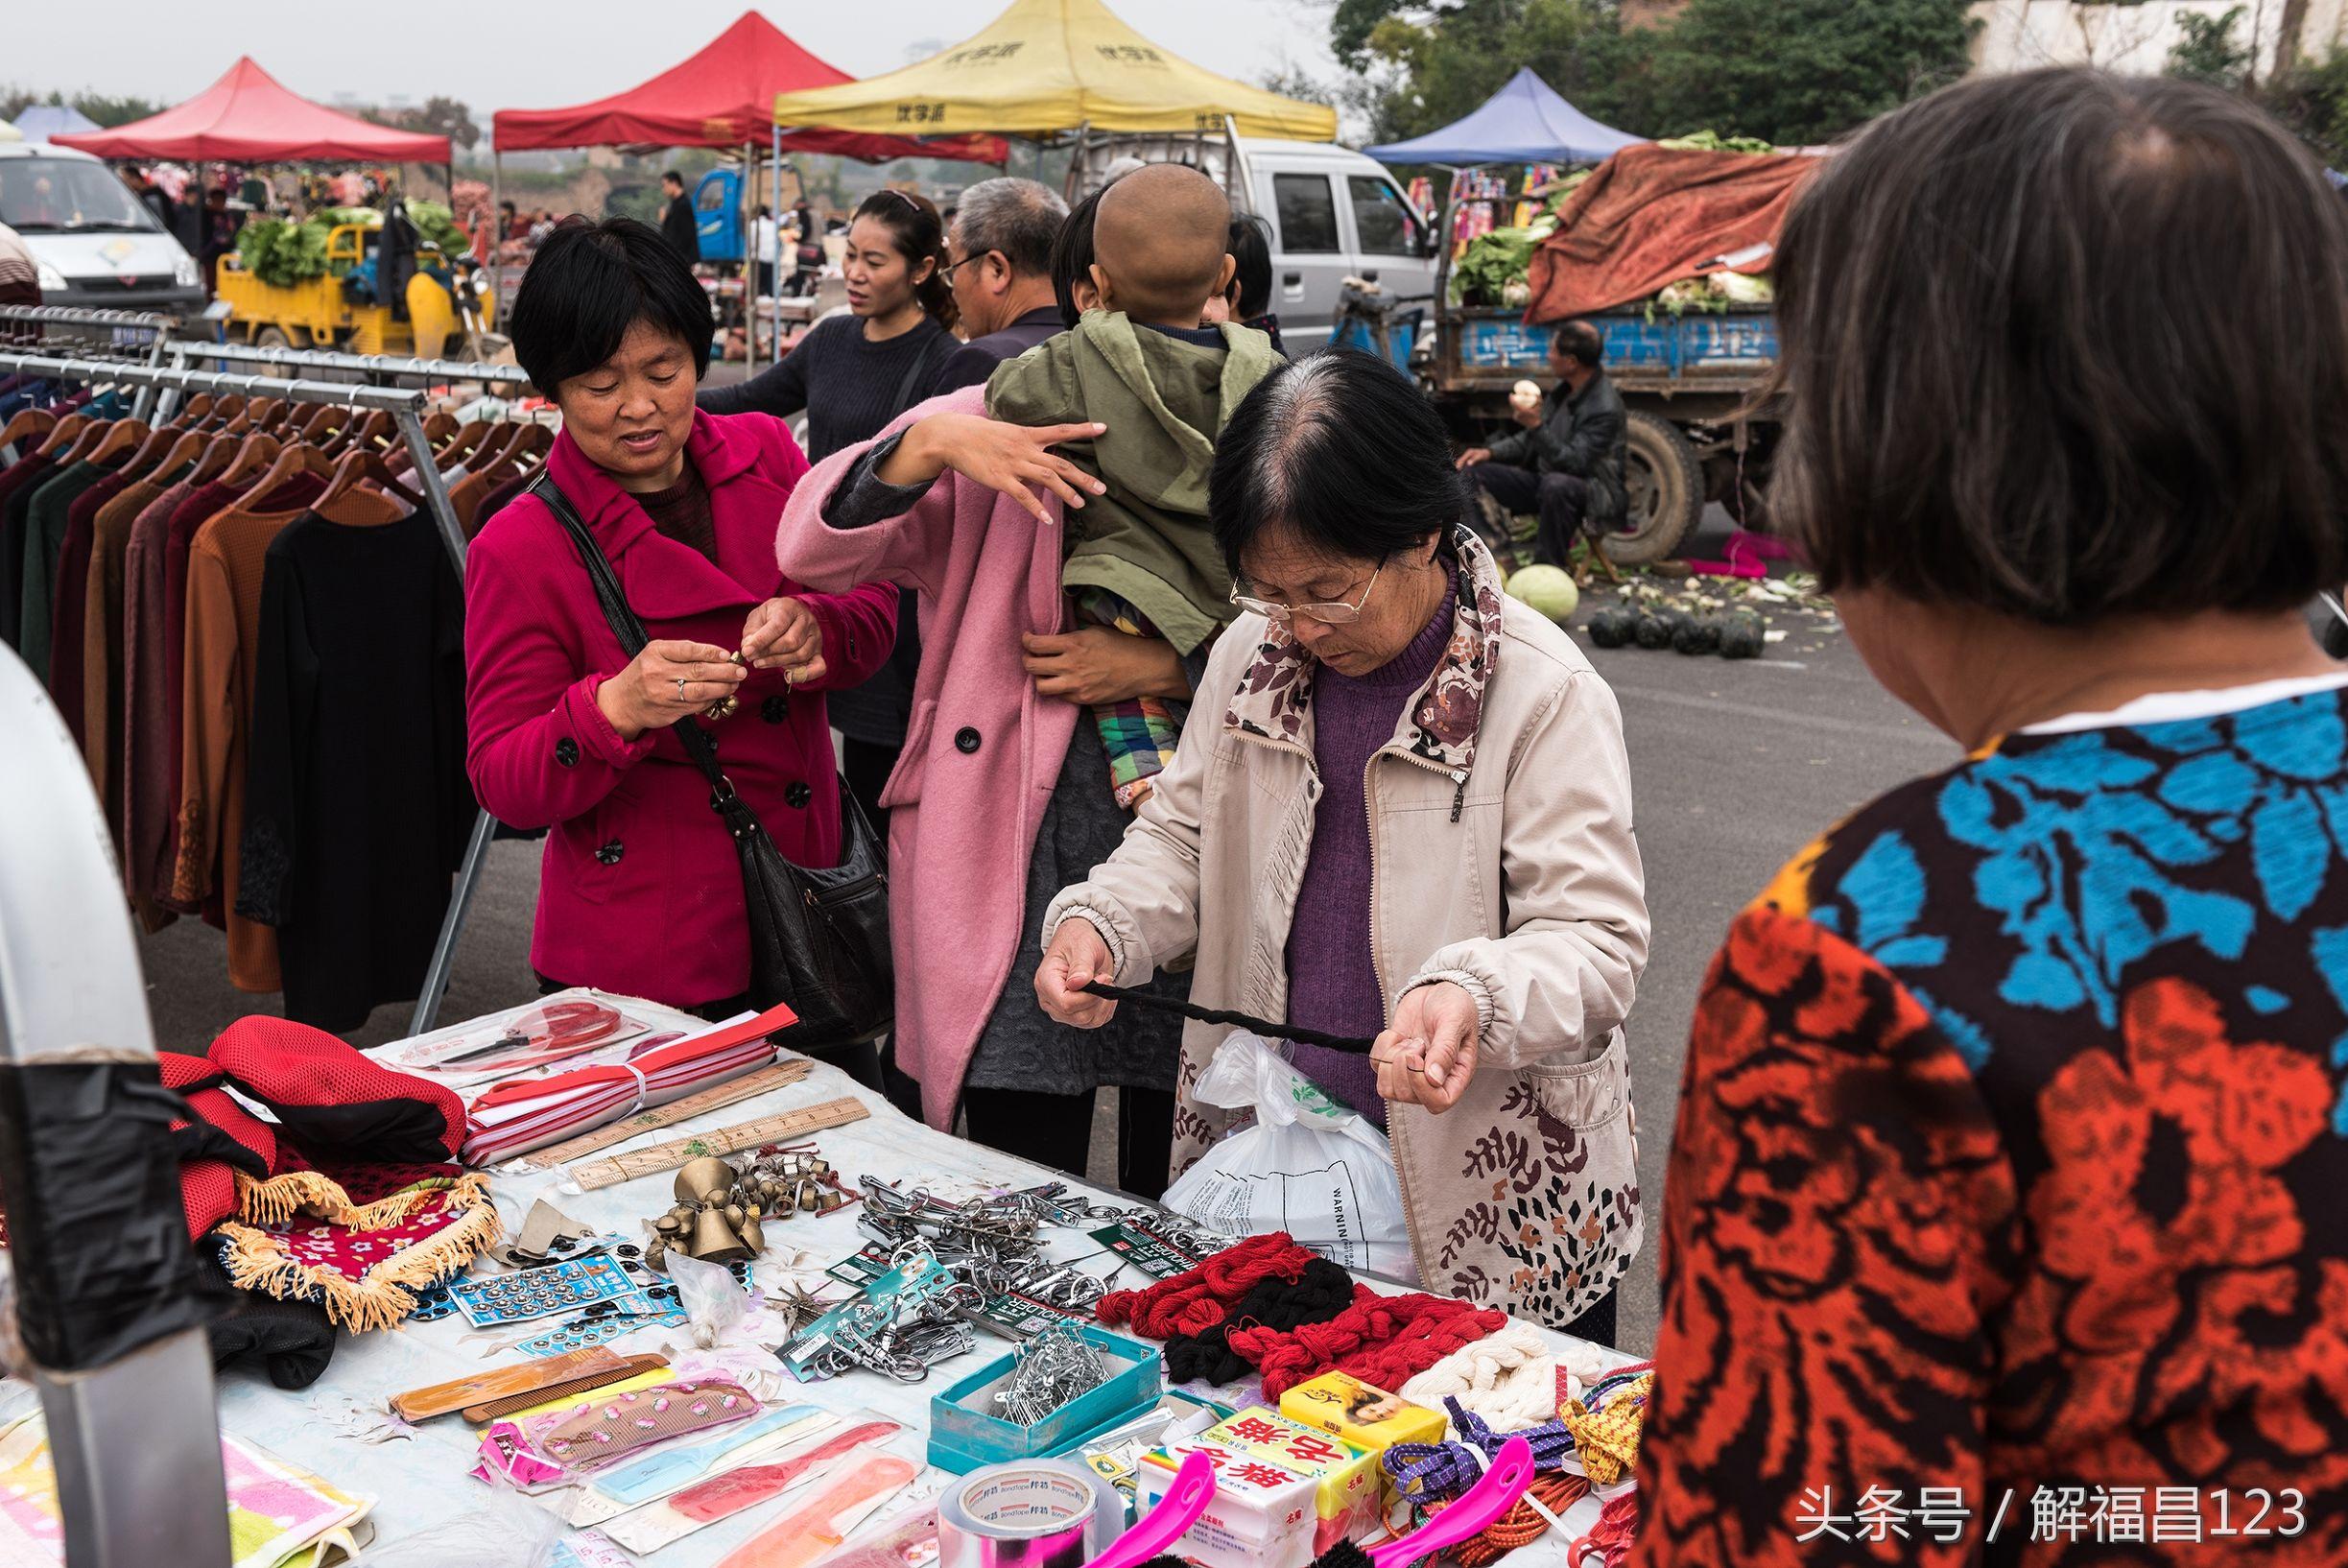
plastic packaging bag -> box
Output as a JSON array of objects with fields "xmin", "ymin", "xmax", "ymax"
[
  {"xmin": 1161, "ymin": 1031, "xmax": 1411, "ymax": 1276},
  {"xmin": 668, "ymin": 1251, "xmax": 750, "ymax": 1349},
  {"xmin": 358, "ymin": 1490, "xmax": 566, "ymax": 1567}
]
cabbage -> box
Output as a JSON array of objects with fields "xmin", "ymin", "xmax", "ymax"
[{"xmin": 1451, "ymin": 225, "xmax": 1541, "ymax": 307}]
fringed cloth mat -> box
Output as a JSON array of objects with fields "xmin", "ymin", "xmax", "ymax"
[{"xmin": 212, "ymin": 1164, "xmax": 501, "ymax": 1333}]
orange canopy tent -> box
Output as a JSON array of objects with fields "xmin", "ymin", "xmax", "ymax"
[
  {"xmin": 55, "ymin": 57, "xmax": 450, "ymax": 163},
  {"xmin": 491, "ymin": 12, "xmax": 1006, "ymax": 163}
]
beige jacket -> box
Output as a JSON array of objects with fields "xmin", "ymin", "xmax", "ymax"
[{"xmin": 1046, "ymin": 529, "xmax": 1649, "ymax": 1327}]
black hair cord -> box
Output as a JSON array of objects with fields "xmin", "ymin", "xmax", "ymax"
[{"xmin": 1077, "ymin": 981, "xmax": 1379, "ymax": 1056}]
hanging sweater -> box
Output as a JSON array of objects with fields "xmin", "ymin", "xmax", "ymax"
[{"xmin": 1282, "ymin": 567, "xmax": 1459, "ymax": 1128}]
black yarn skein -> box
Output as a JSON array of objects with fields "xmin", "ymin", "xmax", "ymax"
[{"xmin": 1162, "ymin": 1255, "xmax": 1355, "ymax": 1385}]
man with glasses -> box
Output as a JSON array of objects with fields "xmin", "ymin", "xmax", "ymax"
[{"xmin": 928, "ymin": 178, "xmax": 1071, "ymax": 397}]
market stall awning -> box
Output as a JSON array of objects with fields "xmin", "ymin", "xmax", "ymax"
[
  {"xmin": 12, "ymin": 105, "xmax": 101, "ymax": 145},
  {"xmin": 491, "ymin": 11, "xmax": 1007, "ymax": 163},
  {"xmin": 51, "ymin": 58, "xmax": 450, "ymax": 163},
  {"xmin": 766, "ymin": 0, "xmax": 1338, "ymax": 141},
  {"xmin": 1365, "ymin": 68, "xmax": 1640, "ymax": 167}
]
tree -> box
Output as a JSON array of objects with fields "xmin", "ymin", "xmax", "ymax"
[
  {"xmin": 2167, "ymin": 6, "xmax": 2253, "ymax": 91},
  {"xmin": 74, "ymin": 93, "xmax": 165, "ymax": 128},
  {"xmin": 1323, "ymin": 0, "xmax": 1978, "ymax": 150},
  {"xmin": 407, "ymin": 96, "xmax": 481, "ymax": 152}
]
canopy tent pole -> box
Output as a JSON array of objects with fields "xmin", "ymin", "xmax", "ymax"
[
  {"xmin": 771, "ymin": 125, "xmax": 785, "ymax": 370},
  {"xmin": 490, "ymin": 151, "xmax": 504, "ymax": 322}
]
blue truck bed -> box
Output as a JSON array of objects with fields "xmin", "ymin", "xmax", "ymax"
[{"xmin": 1445, "ymin": 303, "xmax": 1776, "ymax": 397}]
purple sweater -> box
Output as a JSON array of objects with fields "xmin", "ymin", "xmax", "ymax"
[{"xmin": 1282, "ymin": 571, "xmax": 1458, "ymax": 1128}]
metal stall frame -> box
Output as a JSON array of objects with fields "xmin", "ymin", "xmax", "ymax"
[{"xmin": 0, "ymin": 347, "xmax": 525, "ymax": 1039}]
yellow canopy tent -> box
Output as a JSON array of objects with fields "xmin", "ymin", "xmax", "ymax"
[{"xmin": 767, "ymin": 0, "xmax": 1338, "ymax": 141}]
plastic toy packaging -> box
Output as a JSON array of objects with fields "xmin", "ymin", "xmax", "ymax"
[
  {"xmin": 475, "ymin": 1378, "xmax": 762, "ymax": 1492},
  {"xmin": 668, "ymin": 1249, "xmax": 751, "ymax": 1349},
  {"xmin": 811, "ymin": 1504, "xmax": 942, "ymax": 1568}
]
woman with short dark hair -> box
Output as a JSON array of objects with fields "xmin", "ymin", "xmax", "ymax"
[
  {"xmin": 463, "ymin": 217, "xmax": 897, "ymax": 1036},
  {"xmin": 1034, "ymin": 351, "xmax": 1649, "ymax": 1337},
  {"xmin": 1633, "ymin": 70, "xmax": 2348, "ymax": 1563}
]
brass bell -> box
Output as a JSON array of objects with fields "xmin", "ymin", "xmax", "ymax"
[
  {"xmin": 689, "ymin": 1206, "xmax": 751, "ymax": 1265},
  {"xmin": 646, "ymin": 1238, "xmax": 669, "ymax": 1271},
  {"xmin": 738, "ymin": 1213, "xmax": 765, "ymax": 1253},
  {"xmin": 676, "ymin": 1157, "xmax": 733, "ymax": 1205},
  {"xmin": 723, "ymin": 1202, "xmax": 747, "ymax": 1228}
]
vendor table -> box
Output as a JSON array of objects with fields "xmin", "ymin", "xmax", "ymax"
[{"xmin": 210, "ymin": 998, "xmax": 1634, "ymax": 1566}]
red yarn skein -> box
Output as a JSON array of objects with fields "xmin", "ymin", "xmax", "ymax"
[
  {"xmin": 1227, "ymin": 1289, "xmax": 1507, "ymax": 1397},
  {"xmin": 1094, "ymin": 1232, "xmax": 1316, "ymax": 1341}
]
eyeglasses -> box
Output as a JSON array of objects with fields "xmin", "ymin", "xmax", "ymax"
[
  {"xmin": 940, "ymin": 250, "xmax": 991, "ymax": 277},
  {"xmin": 1230, "ymin": 560, "xmax": 1386, "ymax": 626}
]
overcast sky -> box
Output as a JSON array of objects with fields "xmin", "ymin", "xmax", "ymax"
[{"xmin": 7, "ymin": 0, "xmax": 1345, "ymax": 122}]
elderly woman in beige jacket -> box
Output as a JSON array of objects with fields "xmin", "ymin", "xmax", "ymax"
[{"xmin": 1035, "ymin": 353, "xmax": 1648, "ymax": 1340}]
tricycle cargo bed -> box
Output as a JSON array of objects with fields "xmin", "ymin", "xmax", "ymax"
[{"xmin": 1445, "ymin": 303, "xmax": 1776, "ymax": 396}]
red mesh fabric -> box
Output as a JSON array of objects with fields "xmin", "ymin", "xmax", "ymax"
[
  {"xmin": 208, "ymin": 1015, "xmax": 464, "ymax": 1164},
  {"xmin": 158, "ymin": 1050, "xmax": 277, "ymax": 1237},
  {"xmin": 1226, "ymin": 1291, "xmax": 1507, "ymax": 1398},
  {"xmin": 1095, "ymin": 1232, "xmax": 1316, "ymax": 1340}
]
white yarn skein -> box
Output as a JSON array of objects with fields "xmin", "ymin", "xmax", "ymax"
[{"xmin": 1401, "ymin": 1323, "xmax": 1581, "ymax": 1433}]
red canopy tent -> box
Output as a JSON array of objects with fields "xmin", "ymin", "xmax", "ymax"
[
  {"xmin": 54, "ymin": 56, "xmax": 450, "ymax": 163},
  {"xmin": 490, "ymin": 11, "xmax": 1006, "ymax": 163}
]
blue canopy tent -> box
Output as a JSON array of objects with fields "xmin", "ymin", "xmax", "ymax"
[
  {"xmin": 13, "ymin": 104, "xmax": 102, "ymax": 144},
  {"xmin": 1365, "ymin": 67, "xmax": 1640, "ymax": 166}
]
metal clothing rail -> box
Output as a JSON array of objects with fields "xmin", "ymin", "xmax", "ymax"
[
  {"xmin": 165, "ymin": 338, "xmax": 535, "ymax": 392},
  {"xmin": 0, "ymin": 348, "xmax": 506, "ymax": 1038},
  {"xmin": 0, "ymin": 305, "xmax": 182, "ymax": 422}
]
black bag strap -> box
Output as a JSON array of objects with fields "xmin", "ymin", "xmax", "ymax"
[
  {"xmin": 891, "ymin": 328, "xmax": 958, "ymax": 416},
  {"xmin": 526, "ymin": 472, "xmax": 751, "ymax": 821}
]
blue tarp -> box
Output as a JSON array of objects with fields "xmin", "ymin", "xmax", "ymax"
[
  {"xmin": 1365, "ymin": 68, "xmax": 1641, "ymax": 167},
  {"xmin": 13, "ymin": 105, "xmax": 102, "ymax": 144}
]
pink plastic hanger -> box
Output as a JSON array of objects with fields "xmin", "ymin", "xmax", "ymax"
[
  {"xmin": 1084, "ymin": 1452, "xmax": 1217, "ymax": 1568},
  {"xmin": 1367, "ymin": 1435, "xmax": 1537, "ymax": 1568}
]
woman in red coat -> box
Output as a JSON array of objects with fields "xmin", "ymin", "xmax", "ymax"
[{"xmin": 464, "ymin": 217, "xmax": 896, "ymax": 1047}]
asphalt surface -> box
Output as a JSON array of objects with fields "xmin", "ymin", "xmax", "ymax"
[{"xmin": 134, "ymin": 515, "xmax": 1957, "ymax": 1356}]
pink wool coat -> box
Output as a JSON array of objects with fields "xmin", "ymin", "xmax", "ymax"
[
  {"xmin": 466, "ymin": 410, "xmax": 898, "ymax": 1008},
  {"xmin": 774, "ymin": 386, "xmax": 1078, "ymax": 1128}
]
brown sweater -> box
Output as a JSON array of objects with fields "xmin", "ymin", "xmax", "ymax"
[
  {"xmin": 119, "ymin": 476, "xmax": 201, "ymax": 919},
  {"xmin": 175, "ymin": 493, "xmax": 310, "ymax": 993},
  {"xmin": 83, "ymin": 465, "xmax": 186, "ymax": 849}
]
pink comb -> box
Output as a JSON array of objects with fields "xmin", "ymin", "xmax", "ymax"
[
  {"xmin": 1083, "ymin": 1452, "xmax": 1217, "ymax": 1568},
  {"xmin": 1368, "ymin": 1435, "xmax": 1536, "ymax": 1568}
]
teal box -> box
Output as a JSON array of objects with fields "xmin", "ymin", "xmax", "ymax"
[{"xmin": 928, "ymin": 1324, "xmax": 1163, "ymax": 1474}]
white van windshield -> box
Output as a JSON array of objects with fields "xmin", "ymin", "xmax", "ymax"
[{"xmin": 0, "ymin": 158, "xmax": 159, "ymax": 235}]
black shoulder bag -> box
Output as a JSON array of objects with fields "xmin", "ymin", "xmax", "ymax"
[{"xmin": 531, "ymin": 473, "xmax": 893, "ymax": 1049}]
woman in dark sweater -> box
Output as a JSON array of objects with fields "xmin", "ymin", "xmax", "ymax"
[{"xmin": 700, "ymin": 190, "xmax": 957, "ymax": 821}]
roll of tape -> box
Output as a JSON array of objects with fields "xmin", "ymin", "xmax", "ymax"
[{"xmin": 937, "ymin": 1459, "xmax": 1123, "ymax": 1568}]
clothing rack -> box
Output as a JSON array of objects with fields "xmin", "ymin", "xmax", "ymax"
[
  {"xmin": 163, "ymin": 339, "xmax": 537, "ymax": 395},
  {"xmin": 0, "ymin": 347, "xmax": 520, "ymax": 1038},
  {"xmin": 0, "ymin": 305, "xmax": 181, "ymax": 422}
]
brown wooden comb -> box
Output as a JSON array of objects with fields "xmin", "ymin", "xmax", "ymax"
[
  {"xmin": 391, "ymin": 1344, "xmax": 629, "ymax": 1422},
  {"xmin": 462, "ymin": 1354, "xmax": 670, "ymax": 1424}
]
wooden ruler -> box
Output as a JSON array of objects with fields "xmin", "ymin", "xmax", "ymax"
[
  {"xmin": 502, "ymin": 1058, "xmax": 812, "ymax": 1174},
  {"xmin": 564, "ymin": 1097, "xmax": 871, "ymax": 1191}
]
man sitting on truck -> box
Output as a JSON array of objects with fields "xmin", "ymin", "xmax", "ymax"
[{"xmin": 1456, "ymin": 320, "xmax": 1629, "ymax": 566}]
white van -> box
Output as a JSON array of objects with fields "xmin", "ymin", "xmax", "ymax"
[
  {"xmin": 0, "ymin": 142, "xmax": 206, "ymax": 316},
  {"xmin": 1067, "ymin": 131, "xmax": 1439, "ymax": 344}
]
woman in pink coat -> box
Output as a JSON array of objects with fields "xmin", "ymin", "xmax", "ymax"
[{"xmin": 465, "ymin": 218, "xmax": 897, "ymax": 1042}]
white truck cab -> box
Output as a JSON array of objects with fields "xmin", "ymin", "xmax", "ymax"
[
  {"xmin": 1066, "ymin": 127, "xmax": 1440, "ymax": 344},
  {"xmin": 0, "ymin": 142, "xmax": 206, "ymax": 316}
]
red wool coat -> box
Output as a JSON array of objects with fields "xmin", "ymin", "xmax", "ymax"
[{"xmin": 464, "ymin": 410, "xmax": 896, "ymax": 1008}]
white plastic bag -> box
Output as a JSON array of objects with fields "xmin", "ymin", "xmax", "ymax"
[{"xmin": 1161, "ymin": 1032, "xmax": 1412, "ymax": 1276}]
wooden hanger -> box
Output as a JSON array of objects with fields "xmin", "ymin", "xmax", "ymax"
[
  {"xmin": 218, "ymin": 431, "xmax": 281, "ymax": 487},
  {"xmin": 246, "ymin": 435, "xmax": 335, "ymax": 501},
  {"xmin": 56, "ymin": 420, "xmax": 116, "ymax": 465},
  {"xmin": 35, "ymin": 413, "xmax": 91, "ymax": 457},
  {"xmin": 185, "ymin": 430, "xmax": 234, "ymax": 486},
  {"xmin": 442, "ymin": 419, "xmax": 496, "ymax": 466},
  {"xmin": 182, "ymin": 393, "xmax": 214, "ymax": 422},
  {"xmin": 87, "ymin": 418, "xmax": 151, "ymax": 466},
  {"xmin": 317, "ymin": 444, "xmax": 426, "ymax": 512},
  {"xmin": 421, "ymin": 409, "xmax": 459, "ymax": 444},
  {"xmin": 0, "ymin": 407, "xmax": 55, "ymax": 452},
  {"xmin": 203, "ymin": 394, "xmax": 247, "ymax": 432},
  {"xmin": 115, "ymin": 422, "xmax": 182, "ymax": 477},
  {"xmin": 145, "ymin": 428, "xmax": 210, "ymax": 484},
  {"xmin": 247, "ymin": 397, "xmax": 289, "ymax": 432}
]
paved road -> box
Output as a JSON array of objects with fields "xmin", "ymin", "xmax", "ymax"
[{"xmin": 135, "ymin": 527, "xmax": 1957, "ymax": 1356}]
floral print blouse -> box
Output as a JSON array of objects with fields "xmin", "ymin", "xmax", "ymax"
[{"xmin": 1634, "ymin": 685, "xmax": 2348, "ymax": 1566}]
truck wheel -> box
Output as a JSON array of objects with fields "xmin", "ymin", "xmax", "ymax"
[
  {"xmin": 253, "ymin": 325, "xmax": 298, "ymax": 378},
  {"xmin": 1605, "ymin": 411, "xmax": 1705, "ymax": 567}
]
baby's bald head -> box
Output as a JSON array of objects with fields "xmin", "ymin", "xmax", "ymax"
[{"xmin": 1089, "ymin": 163, "xmax": 1236, "ymax": 328}]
